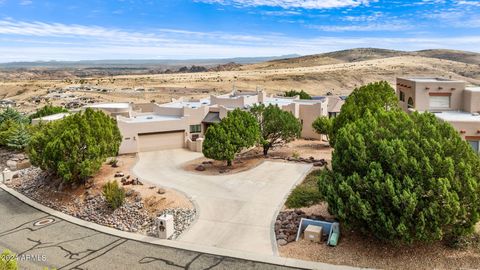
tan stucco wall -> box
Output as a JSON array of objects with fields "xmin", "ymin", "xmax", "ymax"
[
  {"xmin": 443, "ymin": 120, "xmax": 480, "ymax": 140},
  {"xmin": 463, "ymin": 89, "xmax": 480, "ymax": 113},
  {"xmin": 298, "ymin": 103, "xmax": 325, "ymax": 140}
]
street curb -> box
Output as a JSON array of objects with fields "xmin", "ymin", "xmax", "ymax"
[{"xmin": 0, "ymin": 183, "xmax": 361, "ymax": 270}]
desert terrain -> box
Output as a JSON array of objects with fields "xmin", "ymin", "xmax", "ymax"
[{"xmin": 1, "ymin": 48, "xmax": 479, "ymax": 113}]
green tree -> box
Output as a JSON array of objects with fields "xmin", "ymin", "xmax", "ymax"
[
  {"xmin": 319, "ymin": 109, "xmax": 480, "ymax": 244},
  {"xmin": 284, "ymin": 90, "xmax": 312, "ymax": 100},
  {"xmin": 0, "ymin": 249, "xmax": 18, "ymax": 270},
  {"xmin": 330, "ymin": 81, "xmax": 398, "ymax": 145},
  {"xmin": 251, "ymin": 104, "xmax": 301, "ymax": 156},
  {"xmin": 28, "ymin": 108, "xmax": 122, "ymax": 183},
  {"xmin": 5, "ymin": 123, "xmax": 30, "ymax": 150},
  {"xmin": 203, "ymin": 109, "xmax": 260, "ymax": 166},
  {"xmin": 312, "ymin": 116, "xmax": 333, "ymax": 142},
  {"xmin": 0, "ymin": 107, "xmax": 27, "ymax": 125},
  {"xmin": 29, "ymin": 105, "xmax": 68, "ymax": 121}
]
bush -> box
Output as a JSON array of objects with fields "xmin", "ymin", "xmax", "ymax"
[
  {"xmin": 312, "ymin": 116, "xmax": 333, "ymax": 142},
  {"xmin": 320, "ymin": 109, "xmax": 480, "ymax": 244},
  {"xmin": 28, "ymin": 108, "xmax": 122, "ymax": 183},
  {"xmin": 284, "ymin": 90, "xmax": 312, "ymax": 100},
  {"xmin": 286, "ymin": 170, "xmax": 323, "ymax": 208},
  {"xmin": 0, "ymin": 249, "xmax": 18, "ymax": 270},
  {"xmin": 103, "ymin": 181, "xmax": 125, "ymax": 209}
]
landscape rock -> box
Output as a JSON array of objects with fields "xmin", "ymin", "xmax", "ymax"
[
  {"xmin": 195, "ymin": 165, "xmax": 206, "ymax": 171},
  {"xmin": 278, "ymin": 239, "xmax": 288, "ymax": 246},
  {"xmin": 157, "ymin": 188, "xmax": 166, "ymax": 195}
]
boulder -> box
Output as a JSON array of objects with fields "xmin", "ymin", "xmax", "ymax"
[
  {"xmin": 195, "ymin": 165, "xmax": 206, "ymax": 171},
  {"xmin": 278, "ymin": 239, "xmax": 288, "ymax": 246},
  {"xmin": 6, "ymin": 160, "xmax": 17, "ymax": 170},
  {"xmin": 157, "ymin": 188, "xmax": 166, "ymax": 195}
]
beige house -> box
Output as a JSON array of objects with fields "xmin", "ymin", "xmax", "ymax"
[
  {"xmin": 115, "ymin": 90, "xmax": 336, "ymax": 154},
  {"xmin": 397, "ymin": 77, "xmax": 480, "ymax": 153}
]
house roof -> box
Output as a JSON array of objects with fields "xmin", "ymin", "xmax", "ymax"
[{"xmin": 202, "ymin": 112, "xmax": 221, "ymax": 124}]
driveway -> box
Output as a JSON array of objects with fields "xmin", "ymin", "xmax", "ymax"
[
  {"xmin": 0, "ymin": 189, "xmax": 302, "ymax": 270},
  {"xmin": 132, "ymin": 149, "xmax": 312, "ymax": 256}
]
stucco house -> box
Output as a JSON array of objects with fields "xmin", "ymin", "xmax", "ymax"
[
  {"xmin": 115, "ymin": 90, "xmax": 337, "ymax": 154},
  {"xmin": 396, "ymin": 77, "xmax": 480, "ymax": 153}
]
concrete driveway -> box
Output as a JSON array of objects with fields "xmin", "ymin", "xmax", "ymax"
[{"xmin": 132, "ymin": 149, "xmax": 312, "ymax": 256}]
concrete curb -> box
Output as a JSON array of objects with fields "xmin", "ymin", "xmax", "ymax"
[{"xmin": 0, "ymin": 183, "xmax": 361, "ymax": 270}]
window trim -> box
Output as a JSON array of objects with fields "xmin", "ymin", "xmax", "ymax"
[{"xmin": 189, "ymin": 124, "xmax": 201, "ymax": 133}]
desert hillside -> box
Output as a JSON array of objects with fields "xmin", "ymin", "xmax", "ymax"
[{"xmin": 1, "ymin": 48, "xmax": 479, "ymax": 113}]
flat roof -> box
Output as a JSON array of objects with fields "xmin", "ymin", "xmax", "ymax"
[
  {"xmin": 160, "ymin": 98, "xmax": 210, "ymax": 109},
  {"xmin": 125, "ymin": 114, "xmax": 182, "ymax": 123},
  {"xmin": 434, "ymin": 111, "xmax": 480, "ymax": 122},
  {"xmin": 86, "ymin": 103, "xmax": 130, "ymax": 109},
  {"xmin": 466, "ymin": 87, "xmax": 480, "ymax": 92},
  {"xmin": 34, "ymin": 112, "xmax": 70, "ymax": 121},
  {"xmin": 400, "ymin": 77, "xmax": 464, "ymax": 83}
]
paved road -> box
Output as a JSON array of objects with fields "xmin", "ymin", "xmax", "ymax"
[
  {"xmin": 133, "ymin": 149, "xmax": 312, "ymax": 256},
  {"xmin": 0, "ymin": 189, "xmax": 304, "ymax": 270}
]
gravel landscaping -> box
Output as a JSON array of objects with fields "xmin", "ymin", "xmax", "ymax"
[{"xmin": 1, "ymin": 149, "xmax": 197, "ymax": 240}]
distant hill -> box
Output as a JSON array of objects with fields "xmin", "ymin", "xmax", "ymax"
[{"xmin": 242, "ymin": 48, "xmax": 480, "ymax": 70}]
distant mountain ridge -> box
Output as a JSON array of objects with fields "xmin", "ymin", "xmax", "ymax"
[{"xmin": 244, "ymin": 48, "xmax": 480, "ymax": 70}]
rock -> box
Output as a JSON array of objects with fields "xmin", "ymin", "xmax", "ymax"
[
  {"xmin": 135, "ymin": 194, "xmax": 142, "ymax": 202},
  {"xmin": 287, "ymin": 235, "xmax": 296, "ymax": 243},
  {"xmin": 219, "ymin": 169, "xmax": 230, "ymax": 174},
  {"xmin": 202, "ymin": 161, "xmax": 213, "ymax": 165},
  {"xmin": 195, "ymin": 165, "xmax": 206, "ymax": 171},
  {"xmin": 114, "ymin": 172, "xmax": 124, "ymax": 177},
  {"xmin": 125, "ymin": 189, "xmax": 134, "ymax": 197},
  {"xmin": 16, "ymin": 160, "xmax": 31, "ymax": 170},
  {"xmin": 58, "ymin": 182, "xmax": 65, "ymax": 192},
  {"xmin": 313, "ymin": 161, "xmax": 326, "ymax": 167},
  {"xmin": 157, "ymin": 188, "xmax": 166, "ymax": 195},
  {"xmin": 309, "ymin": 156, "xmax": 315, "ymax": 161},
  {"xmin": 6, "ymin": 160, "xmax": 17, "ymax": 170},
  {"xmin": 71, "ymin": 182, "xmax": 78, "ymax": 189},
  {"xmin": 278, "ymin": 239, "xmax": 288, "ymax": 246}
]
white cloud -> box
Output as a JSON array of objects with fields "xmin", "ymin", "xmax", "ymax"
[
  {"xmin": 195, "ymin": 0, "xmax": 375, "ymax": 9},
  {"xmin": 0, "ymin": 19, "xmax": 479, "ymax": 61},
  {"xmin": 20, "ymin": 0, "xmax": 33, "ymax": 5}
]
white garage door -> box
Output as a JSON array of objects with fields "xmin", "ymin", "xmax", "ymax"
[
  {"xmin": 429, "ymin": 96, "xmax": 450, "ymax": 109},
  {"xmin": 138, "ymin": 131, "xmax": 184, "ymax": 152}
]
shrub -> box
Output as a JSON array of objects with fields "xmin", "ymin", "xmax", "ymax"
[
  {"xmin": 103, "ymin": 181, "xmax": 125, "ymax": 209},
  {"xmin": 320, "ymin": 109, "xmax": 480, "ymax": 244},
  {"xmin": 312, "ymin": 116, "xmax": 333, "ymax": 142},
  {"xmin": 0, "ymin": 249, "xmax": 18, "ymax": 270},
  {"xmin": 284, "ymin": 90, "xmax": 312, "ymax": 100},
  {"xmin": 286, "ymin": 170, "xmax": 322, "ymax": 208},
  {"xmin": 28, "ymin": 108, "xmax": 122, "ymax": 183}
]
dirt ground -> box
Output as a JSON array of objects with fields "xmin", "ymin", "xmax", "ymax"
[
  {"xmin": 183, "ymin": 139, "xmax": 332, "ymax": 175},
  {"xmin": 90, "ymin": 154, "xmax": 193, "ymax": 213},
  {"xmin": 280, "ymin": 184, "xmax": 480, "ymax": 269}
]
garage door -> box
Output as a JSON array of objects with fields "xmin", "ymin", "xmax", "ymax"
[
  {"xmin": 429, "ymin": 96, "xmax": 450, "ymax": 109},
  {"xmin": 138, "ymin": 131, "xmax": 184, "ymax": 152}
]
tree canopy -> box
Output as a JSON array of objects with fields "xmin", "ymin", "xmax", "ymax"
[
  {"xmin": 319, "ymin": 109, "xmax": 480, "ymax": 244},
  {"xmin": 28, "ymin": 108, "xmax": 122, "ymax": 182},
  {"xmin": 284, "ymin": 90, "xmax": 312, "ymax": 100},
  {"xmin": 251, "ymin": 104, "xmax": 301, "ymax": 155},
  {"xmin": 203, "ymin": 109, "xmax": 260, "ymax": 166},
  {"xmin": 29, "ymin": 104, "xmax": 68, "ymax": 121},
  {"xmin": 0, "ymin": 108, "xmax": 30, "ymax": 150},
  {"xmin": 312, "ymin": 116, "xmax": 333, "ymax": 142},
  {"xmin": 330, "ymin": 81, "xmax": 398, "ymax": 145}
]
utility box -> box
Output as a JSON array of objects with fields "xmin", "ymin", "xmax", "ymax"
[
  {"xmin": 156, "ymin": 214, "xmax": 174, "ymax": 239},
  {"xmin": 2, "ymin": 168, "xmax": 13, "ymax": 184},
  {"xmin": 304, "ymin": 225, "xmax": 322, "ymax": 243}
]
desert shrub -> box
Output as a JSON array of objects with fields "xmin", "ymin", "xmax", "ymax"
[
  {"xmin": 0, "ymin": 249, "xmax": 18, "ymax": 270},
  {"xmin": 312, "ymin": 116, "xmax": 333, "ymax": 142},
  {"xmin": 103, "ymin": 181, "xmax": 125, "ymax": 209},
  {"xmin": 28, "ymin": 108, "xmax": 122, "ymax": 183},
  {"xmin": 286, "ymin": 170, "xmax": 322, "ymax": 208},
  {"xmin": 284, "ymin": 90, "xmax": 312, "ymax": 100},
  {"xmin": 320, "ymin": 109, "xmax": 480, "ymax": 244}
]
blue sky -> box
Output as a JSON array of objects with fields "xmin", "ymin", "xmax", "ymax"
[{"xmin": 0, "ymin": 0, "xmax": 479, "ymax": 61}]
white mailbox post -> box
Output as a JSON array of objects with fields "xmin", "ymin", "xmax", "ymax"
[
  {"xmin": 2, "ymin": 168, "xmax": 13, "ymax": 184},
  {"xmin": 156, "ymin": 214, "xmax": 174, "ymax": 239}
]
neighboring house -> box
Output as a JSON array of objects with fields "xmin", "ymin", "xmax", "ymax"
[
  {"xmin": 31, "ymin": 113, "xmax": 70, "ymax": 125},
  {"xmin": 397, "ymin": 77, "xmax": 480, "ymax": 153},
  {"xmin": 116, "ymin": 90, "xmax": 336, "ymax": 154}
]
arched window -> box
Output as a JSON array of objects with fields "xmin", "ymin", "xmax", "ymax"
[{"xmin": 407, "ymin": 97, "xmax": 414, "ymax": 108}]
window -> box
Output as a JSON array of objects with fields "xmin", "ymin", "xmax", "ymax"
[
  {"xmin": 407, "ymin": 97, "xmax": 414, "ymax": 108},
  {"xmin": 468, "ymin": 140, "xmax": 480, "ymax": 153},
  {"xmin": 189, "ymin": 124, "xmax": 201, "ymax": 133},
  {"xmin": 399, "ymin": 91, "xmax": 405, "ymax": 102}
]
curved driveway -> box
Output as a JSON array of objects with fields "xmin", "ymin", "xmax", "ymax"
[
  {"xmin": 0, "ymin": 189, "xmax": 307, "ymax": 270},
  {"xmin": 132, "ymin": 149, "xmax": 312, "ymax": 256}
]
